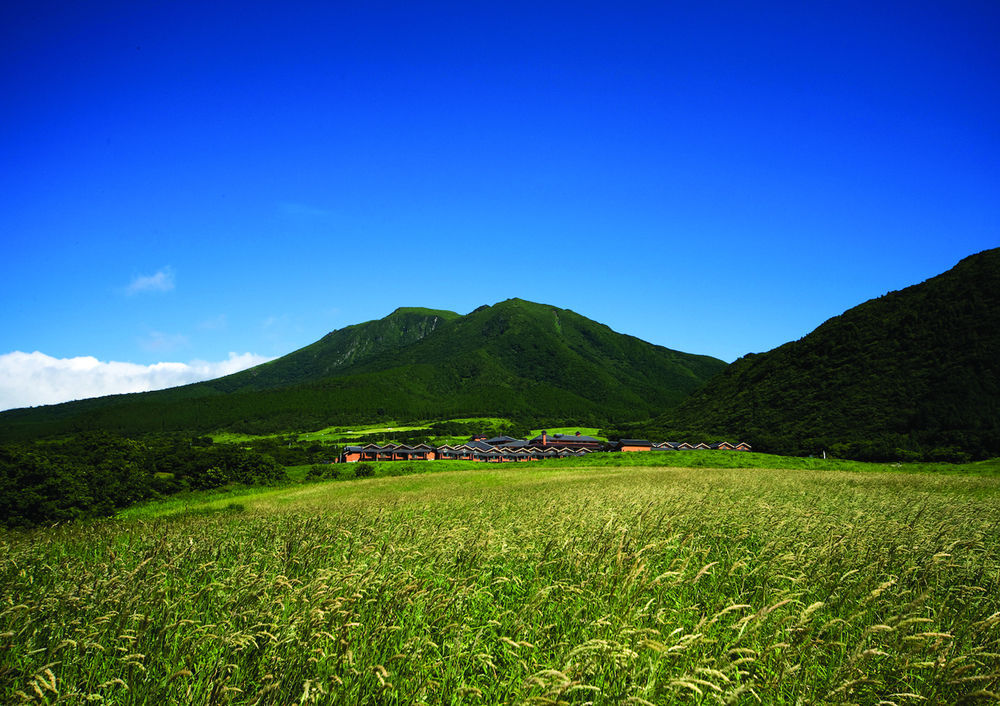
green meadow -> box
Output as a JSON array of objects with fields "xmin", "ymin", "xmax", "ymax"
[
  {"xmin": 210, "ymin": 421, "xmax": 435, "ymax": 445},
  {"xmin": 3, "ymin": 457, "xmax": 1000, "ymax": 704},
  {"xmin": 527, "ymin": 428, "xmax": 607, "ymax": 441},
  {"xmin": 209, "ymin": 417, "xmax": 519, "ymax": 445}
]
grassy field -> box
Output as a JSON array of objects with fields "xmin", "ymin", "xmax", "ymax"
[
  {"xmin": 3, "ymin": 460, "xmax": 1000, "ymax": 703},
  {"xmin": 210, "ymin": 417, "xmax": 514, "ymax": 445},
  {"xmin": 210, "ymin": 422, "xmax": 432, "ymax": 444},
  {"xmin": 528, "ymin": 427, "xmax": 607, "ymax": 441}
]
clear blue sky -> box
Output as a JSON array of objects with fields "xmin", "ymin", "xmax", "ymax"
[{"xmin": 2, "ymin": 1, "xmax": 998, "ymax": 409}]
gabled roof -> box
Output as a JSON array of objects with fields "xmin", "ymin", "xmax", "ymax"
[
  {"xmin": 494, "ymin": 439, "xmax": 529, "ymax": 448},
  {"xmin": 466, "ymin": 440, "xmax": 495, "ymax": 451},
  {"xmin": 529, "ymin": 433, "xmax": 602, "ymax": 444}
]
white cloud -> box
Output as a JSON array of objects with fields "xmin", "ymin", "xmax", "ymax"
[
  {"xmin": 125, "ymin": 267, "xmax": 175, "ymax": 295},
  {"xmin": 0, "ymin": 351, "xmax": 275, "ymax": 411}
]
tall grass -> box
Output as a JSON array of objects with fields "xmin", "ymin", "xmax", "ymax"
[{"xmin": 3, "ymin": 465, "xmax": 999, "ymax": 703}]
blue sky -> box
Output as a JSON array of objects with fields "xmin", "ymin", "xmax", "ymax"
[{"xmin": 2, "ymin": 1, "xmax": 998, "ymax": 410}]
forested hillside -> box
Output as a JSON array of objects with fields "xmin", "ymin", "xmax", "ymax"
[
  {"xmin": 620, "ymin": 248, "xmax": 1000, "ymax": 460},
  {"xmin": 0, "ymin": 299, "xmax": 725, "ymax": 440}
]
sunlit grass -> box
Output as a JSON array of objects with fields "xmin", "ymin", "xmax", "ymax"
[
  {"xmin": 210, "ymin": 421, "xmax": 430, "ymax": 444},
  {"xmin": 4, "ymin": 464, "xmax": 1000, "ymax": 703},
  {"xmin": 209, "ymin": 417, "xmax": 517, "ymax": 444},
  {"xmin": 528, "ymin": 426, "xmax": 607, "ymax": 441}
]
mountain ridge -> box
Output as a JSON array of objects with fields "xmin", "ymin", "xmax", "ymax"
[{"xmin": 0, "ymin": 299, "xmax": 726, "ymax": 440}]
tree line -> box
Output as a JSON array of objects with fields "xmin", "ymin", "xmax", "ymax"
[{"xmin": 0, "ymin": 433, "xmax": 328, "ymax": 529}]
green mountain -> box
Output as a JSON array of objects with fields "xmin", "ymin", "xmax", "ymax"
[
  {"xmin": 0, "ymin": 299, "xmax": 726, "ymax": 440},
  {"xmin": 641, "ymin": 248, "xmax": 1000, "ymax": 460},
  {"xmin": 213, "ymin": 307, "xmax": 462, "ymax": 391}
]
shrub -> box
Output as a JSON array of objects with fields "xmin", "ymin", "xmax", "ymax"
[
  {"xmin": 354, "ymin": 462, "xmax": 375, "ymax": 478},
  {"xmin": 306, "ymin": 464, "xmax": 333, "ymax": 480},
  {"xmin": 336, "ymin": 467, "xmax": 356, "ymax": 481}
]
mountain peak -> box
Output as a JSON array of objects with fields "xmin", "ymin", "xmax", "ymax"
[
  {"xmin": 389, "ymin": 307, "xmax": 460, "ymax": 320},
  {"xmin": 0, "ymin": 299, "xmax": 727, "ymax": 439}
]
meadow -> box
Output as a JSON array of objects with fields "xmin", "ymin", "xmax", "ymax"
[
  {"xmin": 3, "ymin": 459, "xmax": 1000, "ymax": 704},
  {"xmin": 208, "ymin": 417, "xmax": 517, "ymax": 445}
]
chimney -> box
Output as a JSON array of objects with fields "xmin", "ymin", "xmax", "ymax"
[{"xmin": 542, "ymin": 431, "xmax": 547, "ymax": 447}]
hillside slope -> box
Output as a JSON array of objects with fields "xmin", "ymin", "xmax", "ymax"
[
  {"xmin": 654, "ymin": 248, "xmax": 1000, "ymax": 459},
  {"xmin": 209, "ymin": 307, "xmax": 460, "ymax": 391},
  {"xmin": 0, "ymin": 300, "xmax": 725, "ymax": 439}
]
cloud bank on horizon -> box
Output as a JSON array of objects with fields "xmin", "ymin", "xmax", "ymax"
[{"xmin": 0, "ymin": 351, "xmax": 274, "ymax": 412}]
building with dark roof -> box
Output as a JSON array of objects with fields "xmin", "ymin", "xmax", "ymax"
[
  {"xmin": 528, "ymin": 431, "xmax": 603, "ymax": 450},
  {"xmin": 334, "ymin": 432, "xmax": 750, "ymax": 464},
  {"xmin": 484, "ymin": 435, "xmax": 520, "ymax": 446}
]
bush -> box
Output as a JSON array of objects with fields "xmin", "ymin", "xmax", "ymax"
[
  {"xmin": 306, "ymin": 464, "xmax": 333, "ymax": 480},
  {"xmin": 928, "ymin": 446, "xmax": 973, "ymax": 464},
  {"xmin": 354, "ymin": 463, "xmax": 375, "ymax": 478},
  {"xmin": 193, "ymin": 466, "xmax": 228, "ymax": 490}
]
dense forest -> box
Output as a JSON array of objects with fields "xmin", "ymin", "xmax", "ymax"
[
  {"xmin": 605, "ymin": 248, "xmax": 1000, "ymax": 461},
  {"xmin": 0, "ymin": 434, "xmax": 326, "ymax": 529}
]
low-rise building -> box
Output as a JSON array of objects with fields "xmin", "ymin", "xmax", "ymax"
[
  {"xmin": 528, "ymin": 431, "xmax": 604, "ymax": 450},
  {"xmin": 335, "ymin": 431, "xmax": 751, "ymax": 463}
]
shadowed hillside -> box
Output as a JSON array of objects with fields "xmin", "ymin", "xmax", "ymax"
[{"xmin": 636, "ymin": 248, "xmax": 1000, "ymax": 460}]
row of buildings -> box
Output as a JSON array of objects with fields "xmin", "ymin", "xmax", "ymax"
[{"xmin": 337, "ymin": 431, "xmax": 751, "ymax": 463}]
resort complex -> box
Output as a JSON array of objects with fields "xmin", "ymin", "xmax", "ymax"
[{"xmin": 337, "ymin": 431, "xmax": 750, "ymax": 463}]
